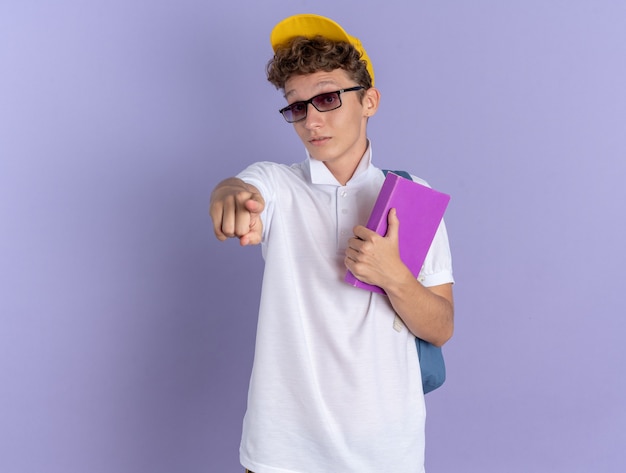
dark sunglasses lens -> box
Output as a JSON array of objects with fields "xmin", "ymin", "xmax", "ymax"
[
  {"xmin": 312, "ymin": 92, "xmax": 341, "ymax": 112},
  {"xmin": 283, "ymin": 102, "xmax": 306, "ymax": 122}
]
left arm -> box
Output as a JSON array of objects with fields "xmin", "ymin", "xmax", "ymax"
[{"xmin": 344, "ymin": 208, "xmax": 454, "ymax": 347}]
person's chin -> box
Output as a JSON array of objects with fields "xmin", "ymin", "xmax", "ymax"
[
  {"xmin": 308, "ymin": 151, "xmax": 333, "ymax": 163},
  {"xmin": 306, "ymin": 145, "xmax": 335, "ymax": 162}
]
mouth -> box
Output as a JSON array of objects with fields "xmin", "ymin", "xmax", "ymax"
[{"xmin": 309, "ymin": 136, "xmax": 331, "ymax": 146}]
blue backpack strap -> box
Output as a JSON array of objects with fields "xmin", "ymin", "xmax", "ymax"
[{"xmin": 383, "ymin": 169, "xmax": 412, "ymax": 181}]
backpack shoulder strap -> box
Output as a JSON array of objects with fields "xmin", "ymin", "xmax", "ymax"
[{"xmin": 382, "ymin": 169, "xmax": 413, "ymax": 181}]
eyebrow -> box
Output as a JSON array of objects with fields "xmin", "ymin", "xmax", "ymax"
[{"xmin": 284, "ymin": 80, "xmax": 341, "ymax": 100}]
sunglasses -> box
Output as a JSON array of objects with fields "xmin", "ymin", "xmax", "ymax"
[{"xmin": 278, "ymin": 86, "xmax": 365, "ymax": 123}]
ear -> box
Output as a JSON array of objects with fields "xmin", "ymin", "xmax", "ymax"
[{"xmin": 363, "ymin": 87, "xmax": 381, "ymax": 118}]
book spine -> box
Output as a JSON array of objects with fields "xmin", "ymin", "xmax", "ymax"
[{"xmin": 364, "ymin": 175, "xmax": 399, "ymax": 233}]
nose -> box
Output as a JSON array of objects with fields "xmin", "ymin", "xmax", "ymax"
[{"xmin": 303, "ymin": 103, "xmax": 324, "ymax": 129}]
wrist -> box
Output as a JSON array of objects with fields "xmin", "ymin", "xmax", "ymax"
[{"xmin": 381, "ymin": 263, "xmax": 417, "ymax": 298}]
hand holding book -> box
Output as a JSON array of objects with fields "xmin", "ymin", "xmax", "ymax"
[
  {"xmin": 344, "ymin": 208, "xmax": 412, "ymax": 290},
  {"xmin": 344, "ymin": 171, "xmax": 450, "ymax": 295}
]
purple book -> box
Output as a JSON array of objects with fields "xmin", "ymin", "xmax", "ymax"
[{"xmin": 344, "ymin": 171, "xmax": 451, "ymax": 295}]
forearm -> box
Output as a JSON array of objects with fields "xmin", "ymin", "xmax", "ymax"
[{"xmin": 383, "ymin": 266, "xmax": 454, "ymax": 347}]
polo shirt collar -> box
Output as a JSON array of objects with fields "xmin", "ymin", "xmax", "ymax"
[{"xmin": 308, "ymin": 141, "xmax": 373, "ymax": 186}]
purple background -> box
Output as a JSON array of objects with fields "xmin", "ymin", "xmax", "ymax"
[{"xmin": 1, "ymin": 1, "xmax": 625, "ymax": 472}]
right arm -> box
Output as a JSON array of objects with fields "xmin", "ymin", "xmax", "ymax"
[{"xmin": 209, "ymin": 177, "xmax": 265, "ymax": 246}]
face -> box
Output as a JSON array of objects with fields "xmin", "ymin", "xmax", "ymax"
[{"xmin": 283, "ymin": 69, "xmax": 379, "ymax": 176}]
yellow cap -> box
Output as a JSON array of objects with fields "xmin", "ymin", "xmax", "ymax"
[{"xmin": 270, "ymin": 13, "xmax": 375, "ymax": 86}]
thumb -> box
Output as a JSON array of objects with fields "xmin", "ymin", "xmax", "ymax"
[
  {"xmin": 386, "ymin": 208, "xmax": 400, "ymax": 240},
  {"xmin": 244, "ymin": 194, "xmax": 265, "ymax": 214},
  {"xmin": 240, "ymin": 194, "xmax": 265, "ymax": 246}
]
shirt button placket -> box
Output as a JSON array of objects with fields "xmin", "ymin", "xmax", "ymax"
[{"xmin": 337, "ymin": 187, "xmax": 351, "ymax": 252}]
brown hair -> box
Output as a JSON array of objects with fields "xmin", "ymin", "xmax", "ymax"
[{"xmin": 266, "ymin": 36, "xmax": 372, "ymax": 92}]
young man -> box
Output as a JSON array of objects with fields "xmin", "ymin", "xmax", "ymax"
[{"xmin": 210, "ymin": 14, "xmax": 454, "ymax": 473}]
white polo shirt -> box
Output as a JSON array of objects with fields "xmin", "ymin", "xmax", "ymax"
[{"xmin": 237, "ymin": 145, "xmax": 453, "ymax": 473}]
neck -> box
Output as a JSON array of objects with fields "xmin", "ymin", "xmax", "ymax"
[
  {"xmin": 324, "ymin": 141, "xmax": 369, "ymax": 186},
  {"xmin": 325, "ymin": 163, "xmax": 355, "ymax": 186}
]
